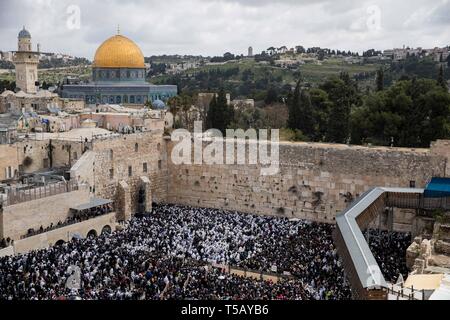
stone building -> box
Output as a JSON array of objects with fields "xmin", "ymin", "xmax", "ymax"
[
  {"xmin": 0, "ymin": 89, "xmax": 60, "ymax": 115},
  {"xmin": 13, "ymin": 27, "xmax": 39, "ymax": 94}
]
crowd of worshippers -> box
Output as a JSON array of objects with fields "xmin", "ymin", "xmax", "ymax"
[
  {"xmin": 0, "ymin": 238, "xmax": 13, "ymax": 250},
  {"xmin": 364, "ymin": 229, "xmax": 411, "ymax": 283},
  {"xmin": 68, "ymin": 203, "xmax": 114, "ymax": 224},
  {"xmin": 0, "ymin": 204, "xmax": 411, "ymax": 300},
  {"xmin": 22, "ymin": 204, "xmax": 114, "ymax": 239}
]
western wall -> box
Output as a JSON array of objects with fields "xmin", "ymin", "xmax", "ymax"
[
  {"xmin": 3, "ymin": 131, "xmax": 450, "ymax": 240},
  {"xmin": 165, "ymin": 139, "xmax": 450, "ymax": 232}
]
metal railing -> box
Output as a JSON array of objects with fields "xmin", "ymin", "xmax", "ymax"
[
  {"xmin": 1, "ymin": 181, "xmax": 79, "ymax": 207},
  {"xmin": 387, "ymin": 284, "xmax": 426, "ymax": 300}
]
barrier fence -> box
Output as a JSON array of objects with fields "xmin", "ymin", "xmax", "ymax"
[
  {"xmin": 180, "ymin": 257, "xmax": 295, "ymax": 283},
  {"xmin": 1, "ymin": 181, "xmax": 79, "ymax": 207}
]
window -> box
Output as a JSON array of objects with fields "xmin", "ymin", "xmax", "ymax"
[
  {"xmin": 157, "ymin": 143, "xmax": 161, "ymax": 151},
  {"xmin": 158, "ymin": 160, "xmax": 162, "ymax": 170},
  {"xmin": 135, "ymin": 143, "xmax": 139, "ymax": 152},
  {"xmin": 109, "ymin": 169, "xmax": 114, "ymax": 179},
  {"xmin": 128, "ymin": 166, "xmax": 133, "ymax": 177},
  {"xmin": 109, "ymin": 150, "xmax": 114, "ymax": 161},
  {"xmin": 410, "ymin": 181, "xmax": 416, "ymax": 188},
  {"xmin": 73, "ymin": 152, "xmax": 78, "ymax": 160},
  {"xmin": 5, "ymin": 166, "xmax": 13, "ymax": 179},
  {"xmin": 143, "ymin": 162, "xmax": 148, "ymax": 173}
]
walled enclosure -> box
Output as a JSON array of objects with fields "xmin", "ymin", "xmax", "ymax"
[
  {"xmin": 166, "ymin": 140, "xmax": 449, "ymax": 231},
  {"xmin": 4, "ymin": 131, "xmax": 450, "ymax": 236}
]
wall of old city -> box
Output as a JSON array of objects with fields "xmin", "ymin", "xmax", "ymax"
[
  {"xmin": 166, "ymin": 140, "xmax": 448, "ymax": 230},
  {"xmin": 90, "ymin": 131, "xmax": 168, "ymax": 215}
]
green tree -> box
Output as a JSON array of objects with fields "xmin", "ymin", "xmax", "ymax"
[
  {"xmin": 287, "ymin": 78, "xmax": 315, "ymax": 138},
  {"xmin": 206, "ymin": 89, "xmax": 233, "ymax": 134},
  {"xmin": 297, "ymin": 90, "xmax": 314, "ymax": 137},
  {"xmin": 287, "ymin": 80, "xmax": 302, "ymax": 131},
  {"xmin": 376, "ymin": 68, "xmax": 384, "ymax": 91},
  {"xmin": 438, "ymin": 65, "xmax": 447, "ymax": 90},
  {"xmin": 310, "ymin": 88, "xmax": 332, "ymax": 141},
  {"xmin": 206, "ymin": 95, "xmax": 217, "ymax": 130},
  {"xmin": 320, "ymin": 73, "xmax": 359, "ymax": 143},
  {"xmin": 265, "ymin": 87, "xmax": 278, "ymax": 105},
  {"xmin": 350, "ymin": 79, "xmax": 450, "ymax": 148}
]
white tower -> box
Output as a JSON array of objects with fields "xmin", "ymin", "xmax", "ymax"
[
  {"xmin": 13, "ymin": 26, "xmax": 39, "ymax": 94},
  {"xmin": 248, "ymin": 46, "xmax": 253, "ymax": 57}
]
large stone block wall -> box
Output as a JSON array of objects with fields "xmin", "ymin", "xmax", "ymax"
[
  {"xmin": 91, "ymin": 132, "xmax": 168, "ymax": 214},
  {"xmin": 0, "ymin": 139, "xmax": 85, "ymax": 180},
  {"xmin": 0, "ymin": 187, "xmax": 90, "ymax": 240},
  {"xmin": 15, "ymin": 140, "xmax": 50, "ymax": 173},
  {"xmin": 166, "ymin": 140, "xmax": 447, "ymax": 227},
  {"xmin": 50, "ymin": 140, "xmax": 85, "ymax": 168}
]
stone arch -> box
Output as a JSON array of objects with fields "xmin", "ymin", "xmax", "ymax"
[
  {"xmin": 55, "ymin": 240, "xmax": 65, "ymax": 246},
  {"xmin": 101, "ymin": 225, "xmax": 112, "ymax": 235},
  {"xmin": 86, "ymin": 229, "xmax": 98, "ymax": 238}
]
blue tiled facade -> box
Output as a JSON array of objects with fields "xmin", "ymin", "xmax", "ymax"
[{"xmin": 61, "ymin": 67, "xmax": 177, "ymax": 105}]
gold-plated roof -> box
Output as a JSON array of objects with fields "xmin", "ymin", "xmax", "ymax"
[{"xmin": 93, "ymin": 35, "xmax": 145, "ymax": 68}]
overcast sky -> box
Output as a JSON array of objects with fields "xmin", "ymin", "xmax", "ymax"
[{"xmin": 0, "ymin": 0, "xmax": 449, "ymax": 59}]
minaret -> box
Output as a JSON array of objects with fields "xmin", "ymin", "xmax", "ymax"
[{"xmin": 13, "ymin": 26, "xmax": 39, "ymax": 94}]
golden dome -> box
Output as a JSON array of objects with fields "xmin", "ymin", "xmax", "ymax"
[{"xmin": 93, "ymin": 35, "xmax": 145, "ymax": 68}]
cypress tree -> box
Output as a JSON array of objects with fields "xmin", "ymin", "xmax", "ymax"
[
  {"xmin": 287, "ymin": 79, "xmax": 315, "ymax": 138},
  {"xmin": 298, "ymin": 90, "xmax": 314, "ymax": 137},
  {"xmin": 376, "ymin": 68, "xmax": 384, "ymax": 91},
  {"xmin": 206, "ymin": 94, "xmax": 218, "ymax": 130},
  {"xmin": 288, "ymin": 80, "xmax": 302, "ymax": 130},
  {"xmin": 206, "ymin": 88, "xmax": 233, "ymax": 134},
  {"xmin": 438, "ymin": 65, "xmax": 447, "ymax": 90}
]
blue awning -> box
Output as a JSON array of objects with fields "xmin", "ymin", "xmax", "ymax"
[{"xmin": 424, "ymin": 178, "xmax": 450, "ymax": 198}]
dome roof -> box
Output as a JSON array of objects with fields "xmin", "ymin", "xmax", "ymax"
[
  {"xmin": 18, "ymin": 27, "xmax": 31, "ymax": 39},
  {"xmin": 152, "ymin": 99, "xmax": 166, "ymax": 109},
  {"xmin": 93, "ymin": 35, "xmax": 145, "ymax": 68}
]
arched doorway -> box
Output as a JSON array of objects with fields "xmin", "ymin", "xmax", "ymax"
[
  {"xmin": 87, "ymin": 230, "xmax": 98, "ymax": 238},
  {"xmin": 101, "ymin": 225, "xmax": 112, "ymax": 235}
]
